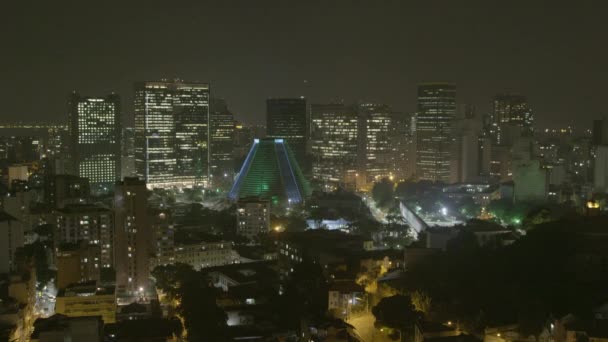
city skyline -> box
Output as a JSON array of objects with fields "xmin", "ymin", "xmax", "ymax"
[
  {"xmin": 1, "ymin": 2, "xmax": 608, "ymax": 341},
  {"xmin": 2, "ymin": 2, "xmax": 607, "ymax": 128}
]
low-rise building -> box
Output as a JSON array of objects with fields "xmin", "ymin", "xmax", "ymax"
[
  {"xmin": 327, "ymin": 280, "xmax": 366, "ymax": 319},
  {"xmin": 208, "ymin": 262, "xmax": 278, "ymax": 292},
  {"xmin": 151, "ymin": 241, "xmax": 240, "ymax": 271},
  {"xmin": 442, "ymin": 183, "xmax": 501, "ymax": 207},
  {"xmin": 55, "ymin": 282, "xmax": 116, "ymax": 324},
  {"xmin": 8, "ymin": 164, "xmax": 29, "ymax": 189},
  {"xmin": 31, "ymin": 314, "xmax": 103, "ymax": 342}
]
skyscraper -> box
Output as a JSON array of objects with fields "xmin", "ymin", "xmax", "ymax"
[
  {"xmin": 359, "ymin": 103, "xmax": 393, "ymax": 185},
  {"xmin": 266, "ymin": 98, "xmax": 308, "ymax": 169},
  {"xmin": 68, "ymin": 92, "xmax": 121, "ymax": 194},
  {"xmin": 415, "ymin": 83, "xmax": 457, "ymax": 183},
  {"xmin": 450, "ymin": 104, "xmax": 483, "ymax": 183},
  {"xmin": 310, "ymin": 104, "xmax": 360, "ymax": 190},
  {"xmin": 134, "ymin": 80, "xmax": 210, "ymax": 189},
  {"xmin": 209, "ymin": 98, "xmax": 235, "ymax": 190},
  {"xmin": 389, "ymin": 112, "xmax": 416, "ymax": 182},
  {"xmin": 493, "ymin": 94, "xmax": 533, "ymax": 131},
  {"xmin": 592, "ymin": 118, "xmax": 608, "ymax": 146}
]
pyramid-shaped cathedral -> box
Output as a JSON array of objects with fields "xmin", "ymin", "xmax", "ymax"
[{"xmin": 228, "ymin": 138, "xmax": 311, "ymax": 205}]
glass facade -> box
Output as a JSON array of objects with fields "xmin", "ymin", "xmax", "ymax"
[
  {"xmin": 493, "ymin": 94, "xmax": 533, "ymax": 129},
  {"xmin": 415, "ymin": 83, "xmax": 456, "ymax": 183},
  {"xmin": 68, "ymin": 93, "xmax": 121, "ymax": 194},
  {"xmin": 359, "ymin": 103, "xmax": 392, "ymax": 183},
  {"xmin": 266, "ymin": 98, "xmax": 308, "ymax": 168},
  {"xmin": 134, "ymin": 80, "xmax": 209, "ymax": 188},
  {"xmin": 209, "ymin": 98, "xmax": 235, "ymax": 190},
  {"xmin": 310, "ymin": 104, "xmax": 359, "ymax": 190}
]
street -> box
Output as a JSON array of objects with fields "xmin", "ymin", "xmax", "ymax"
[{"xmin": 348, "ymin": 313, "xmax": 394, "ymax": 342}]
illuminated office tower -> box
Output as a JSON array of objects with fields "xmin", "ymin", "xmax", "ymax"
[
  {"xmin": 493, "ymin": 94, "xmax": 533, "ymax": 131},
  {"xmin": 174, "ymin": 82, "xmax": 210, "ymax": 187},
  {"xmin": 310, "ymin": 104, "xmax": 360, "ymax": 190},
  {"xmin": 415, "ymin": 83, "xmax": 456, "ymax": 183},
  {"xmin": 68, "ymin": 92, "xmax": 121, "ymax": 194},
  {"xmin": 134, "ymin": 80, "xmax": 209, "ymax": 189},
  {"xmin": 233, "ymin": 122, "xmax": 252, "ymax": 161},
  {"xmin": 359, "ymin": 103, "xmax": 392, "ymax": 185},
  {"xmin": 209, "ymin": 98, "xmax": 235, "ymax": 190},
  {"xmin": 266, "ymin": 98, "xmax": 308, "ymax": 168}
]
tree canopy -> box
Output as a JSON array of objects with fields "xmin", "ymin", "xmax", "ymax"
[
  {"xmin": 372, "ymin": 178, "xmax": 395, "ymax": 209},
  {"xmin": 152, "ymin": 264, "xmax": 228, "ymax": 341},
  {"xmin": 400, "ymin": 217, "xmax": 608, "ymax": 334},
  {"xmin": 372, "ymin": 294, "xmax": 422, "ymax": 330}
]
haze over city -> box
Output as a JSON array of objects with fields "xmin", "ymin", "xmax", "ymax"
[{"xmin": 2, "ymin": 1, "xmax": 607, "ymax": 127}]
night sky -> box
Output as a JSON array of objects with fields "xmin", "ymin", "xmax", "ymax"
[{"xmin": 2, "ymin": 1, "xmax": 607, "ymax": 128}]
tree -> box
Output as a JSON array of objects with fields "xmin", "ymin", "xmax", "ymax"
[
  {"xmin": 285, "ymin": 214, "xmax": 308, "ymax": 232},
  {"xmin": 372, "ymin": 178, "xmax": 395, "ymax": 209},
  {"xmin": 458, "ymin": 197, "xmax": 481, "ymax": 218},
  {"xmin": 279, "ymin": 260, "xmax": 328, "ymax": 329},
  {"xmin": 152, "ymin": 263, "xmax": 197, "ymax": 298},
  {"xmin": 152, "ymin": 264, "xmax": 228, "ymax": 341},
  {"xmin": 15, "ymin": 241, "xmax": 55, "ymax": 288},
  {"xmin": 517, "ymin": 300, "xmax": 548, "ymax": 341},
  {"xmin": 178, "ymin": 273, "xmax": 228, "ymax": 341},
  {"xmin": 411, "ymin": 291, "xmax": 432, "ymax": 314},
  {"xmin": 34, "ymin": 223, "xmax": 54, "ymax": 240},
  {"xmin": 372, "ymin": 295, "xmax": 423, "ymax": 339},
  {"xmin": 349, "ymin": 217, "xmax": 381, "ymax": 237}
]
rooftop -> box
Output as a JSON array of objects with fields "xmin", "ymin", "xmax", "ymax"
[
  {"xmin": 57, "ymin": 281, "xmax": 115, "ymax": 297},
  {"xmin": 55, "ymin": 203, "xmax": 111, "ymax": 214}
]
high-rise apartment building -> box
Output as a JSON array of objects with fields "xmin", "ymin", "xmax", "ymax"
[
  {"xmin": 44, "ymin": 174, "xmax": 90, "ymax": 209},
  {"xmin": 54, "ymin": 204, "xmax": 114, "ymax": 269},
  {"xmin": 209, "ymin": 98, "xmax": 235, "ymax": 190},
  {"xmin": 68, "ymin": 92, "xmax": 121, "ymax": 194},
  {"xmin": 236, "ymin": 198, "xmax": 271, "ymax": 239},
  {"xmin": 113, "ymin": 178, "xmax": 151, "ymax": 294},
  {"xmin": 0, "ymin": 211, "xmax": 23, "ymax": 274},
  {"xmin": 311, "ymin": 104, "xmax": 360, "ymax": 190},
  {"xmin": 266, "ymin": 98, "xmax": 308, "ymax": 169},
  {"xmin": 359, "ymin": 103, "xmax": 392, "ymax": 185},
  {"xmin": 134, "ymin": 80, "xmax": 210, "ymax": 189},
  {"xmin": 415, "ymin": 83, "xmax": 457, "ymax": 183},
  {"xmin": 56, "ymin": 242, "xmax": 102, "ymax": 289},
  {"xmin": 121, "ymin": 127, "xmax": 136, "ymax": 179}
]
